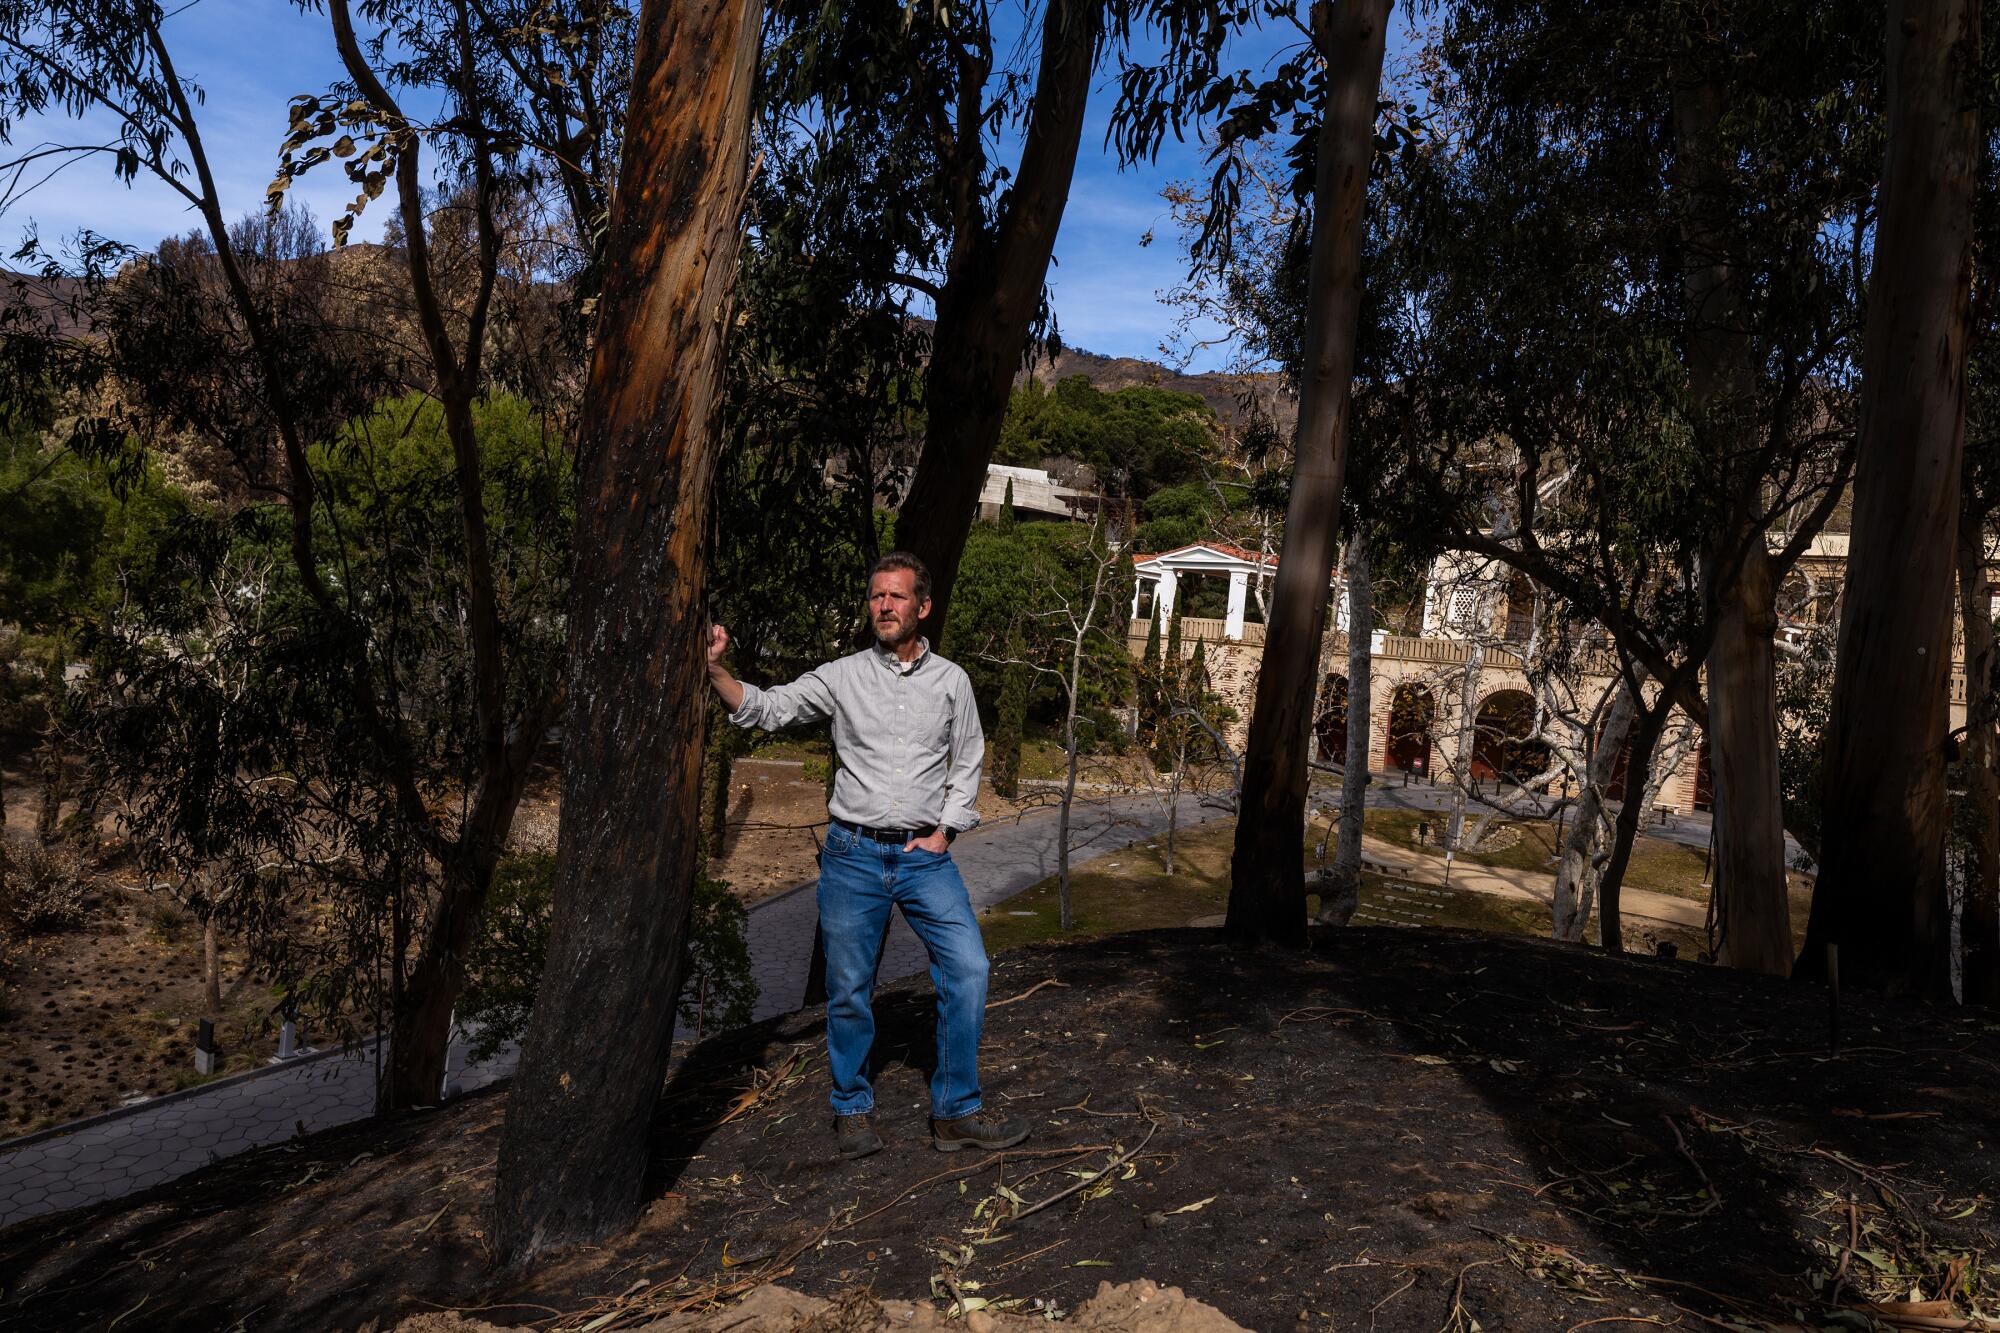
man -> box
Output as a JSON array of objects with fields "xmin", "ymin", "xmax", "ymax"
[{"xmin": 706, "ymin": 552, "xmax": 1030, "ymax": 1160}]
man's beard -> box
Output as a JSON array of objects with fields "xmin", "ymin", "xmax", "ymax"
[{"xmin": 875, "ymin": 615, "xmax": 917, "ymax": 647}]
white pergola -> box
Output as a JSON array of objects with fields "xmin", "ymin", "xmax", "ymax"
[{"xmin": 1131, "ymin": 542, "xmax": 1343, "ymax": 641}]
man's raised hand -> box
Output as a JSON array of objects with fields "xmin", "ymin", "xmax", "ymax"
[{"xmin": 705, "ymin": 624, "xmax": 745, "ymax": 713}]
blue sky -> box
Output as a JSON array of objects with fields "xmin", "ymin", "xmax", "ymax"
[{"xmin": 3, "ymin": 1, "xmax": 1424, "ymax": 371}]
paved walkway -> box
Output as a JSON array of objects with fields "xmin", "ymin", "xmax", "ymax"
[{"xmin": 0, "ymin": 791, "xmax": 1211, "ymax": 1229}]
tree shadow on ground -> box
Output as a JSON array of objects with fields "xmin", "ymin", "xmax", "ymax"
[{"xmin": 1121, "ymin": 926, "xmax": 2000, "ymax": 1329}]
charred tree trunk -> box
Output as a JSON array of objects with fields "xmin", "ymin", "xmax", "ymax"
[
  {"xmin": 1800, "ymin": 0, "xmax": 1979, "ymax": 998},
  {"xmin": 1319, "ymin": 527, "xmax": 1373, "ymax": 926},
  {"xmin": 1958, "ymin": 502, "xmax": 2000, "ymax": 1004},
  {"xmin": 383, "ymin": 858, "xmax": 492, "ymax": 1109},
  {"xmin": 1675, "ymin": 72, "xmax": 1794, "ymax": 977},
  {"xmin": 896, "ymin": 0, "xmax": 1101, "ymax": 637},
  {"xmin": 1553, "ymin": 679, "xmax": 1637, "ymax": 943},
  {"xmin": 493, "ymin": 0, "xmax": 760, "ymax": 1260},
  {"xmin": 1225, "ymin": 0, "xmax": 1392, "ymax": 948},
  {"xmin": 383, "ymin": 740, "xmax": 541, "ymax": 1109},
  {"xmin": 1216, "ymin": 0, "xmax": 1392, "ymax": 944}
]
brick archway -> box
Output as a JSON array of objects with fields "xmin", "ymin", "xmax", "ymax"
[
  {"xmin": 1386, "ymin": 682, "xmax": 1436, "ymax": 775},
  {"xmin": 1471, "ymin": 689, "xmax": 1550, "ymax": 784}
]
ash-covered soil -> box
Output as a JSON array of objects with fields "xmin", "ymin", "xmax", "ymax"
[{"xmin": 4, "ymin": 927, "xmax": 1998, "ymax": 1332}]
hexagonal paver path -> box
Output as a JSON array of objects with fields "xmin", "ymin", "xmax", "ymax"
[{"xmin": 0, "ymin": 791, "xmax": 1212, "ymax": 1229}]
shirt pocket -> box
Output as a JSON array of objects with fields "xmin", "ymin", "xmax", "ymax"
[{"xmin": 905, "ymin": 698, "xmax": 948, "ymax": 757}]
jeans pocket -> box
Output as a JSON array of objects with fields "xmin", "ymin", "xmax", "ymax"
[{"xmin": 823, "ymin": 825, "xmax": 854, "ymax": 857}]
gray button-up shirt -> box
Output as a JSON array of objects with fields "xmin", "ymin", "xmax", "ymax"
[{"xmin": 728, "ymin": 639, "xmax": 984, "ymax": 833}]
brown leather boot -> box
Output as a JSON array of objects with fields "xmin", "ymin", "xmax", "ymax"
[
  {"xmin": 930, "ymin": 1110, "xmax": 1030, "ymax": 1153},
  {"xmin": 834, "ymin": 1112, "xmax": 883, "ymax": 1159}
]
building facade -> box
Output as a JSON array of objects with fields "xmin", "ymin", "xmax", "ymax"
[{"xmin": 1125, "ymin": 536, "xmax": 1978, "ymax": 817}]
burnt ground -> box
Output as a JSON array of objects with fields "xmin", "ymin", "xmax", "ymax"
[{"xmin": 4, "ymin": 928, "xmax": 1999, "ymax": 1332}]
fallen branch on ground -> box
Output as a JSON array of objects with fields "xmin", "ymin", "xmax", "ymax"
[
  {"xmin": 987, "ymin": 979, "xmax": 1070, "ymax": 1010},
  {"xmin": 1002, "ymin": 1102, "xmax": 1161, "ymax": 1228}
]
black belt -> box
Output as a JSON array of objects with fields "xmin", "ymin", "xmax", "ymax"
[{"xmin": 835, "ymin": 818, "xmax": 939, "ymax": 843}]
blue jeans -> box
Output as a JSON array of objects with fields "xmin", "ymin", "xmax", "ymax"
[{"xmin": 817, "ymin": 822, "xmax": 989, "ymax": 1120}]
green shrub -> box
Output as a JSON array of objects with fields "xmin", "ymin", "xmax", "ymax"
[
  {"xmin": 800, "ymin": 755, "xmax": 830, "ymax": 785},
  {"xmin": 459, "ymin": 853, "xmax": 759, "ymax": 1060}
]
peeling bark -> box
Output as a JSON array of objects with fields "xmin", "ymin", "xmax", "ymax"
[
  {"xmin": 1225, "ymin": 0, "xmax": 1393, "ymax": 948},
  {"xmin": 493, "ymin": 0, "xmax": 760, "ymax": 1259}
]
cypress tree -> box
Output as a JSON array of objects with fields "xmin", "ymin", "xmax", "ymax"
[
  {"xmin": 997, "ymin": 478, "xmax": 1017, "ymax": 532},
  {"xmin": 993, "ymin": 620, "xmax": 1028, "ymax": 799}
]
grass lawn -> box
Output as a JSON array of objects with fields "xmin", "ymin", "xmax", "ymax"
[
  {"xmin": 1356, "ymin": 805, "xmax": 1717, "ymax": 899},
  {"xmin": 976, "ymin": 819, "xmax": 1233, "ymax": 954}
]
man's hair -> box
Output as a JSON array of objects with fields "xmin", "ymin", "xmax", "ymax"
[{"xmin": 868, "ymin": 551, "xmax": 932, "ymax": 603}]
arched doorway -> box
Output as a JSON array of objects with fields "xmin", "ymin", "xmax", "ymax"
[
  {"xmin": 1386, "ymin": 683, "xmax": 1436, "ymax": 776},
  {"xmin": 1471, "ymin": 689, "xmax": 1550, "ymax": 784},
  {"xmin": 1315, "ymin": 675, "xmax": 1349, "ymax": 763}
]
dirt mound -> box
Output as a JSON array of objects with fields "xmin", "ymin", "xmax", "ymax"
[{"xmin": 394, "ymin": 1279, "xmax": 1244, "ymax": 1332}]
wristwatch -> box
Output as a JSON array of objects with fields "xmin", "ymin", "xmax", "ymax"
[{"xmin": 944, "ymin": 826, "xmax": 957, "ymax": 844}]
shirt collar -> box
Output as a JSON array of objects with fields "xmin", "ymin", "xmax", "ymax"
[{"xmin": 874, "ymin": 636, "xmax": 930, "ymax": 674}]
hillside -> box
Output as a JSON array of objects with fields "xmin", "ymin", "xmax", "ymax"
[
  {"xmin": 4, "ymin": 927, "xmax": 1994, "ymax": 1331},
  {"xmin": 1018, "ymin": 345, "xmax": 1297, "ymax": 443}
]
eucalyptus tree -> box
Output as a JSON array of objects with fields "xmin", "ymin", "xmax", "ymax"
[
  {"xmin": 1386, "ymin": 0, "xmax": 1879, "ymax": 964},
  {"xmin": 1101, "ymin": 0, "xmax": 1394, "ymax": 946},
  {"xmin": 760, "ymin": 0, "xmax": 1103, "ymax": 636},
  {"xmin": 1800, "ymin": 0, "xmax": 1981, "ymax": 999},
  {"xmin": 493, "ymin": 0, "xmax": 763, "ymax": 1260}
]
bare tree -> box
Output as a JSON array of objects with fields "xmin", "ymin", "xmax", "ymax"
[{"xmin": 989, "ymin": 518, "xmax": 1128, "ymax": 929}]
